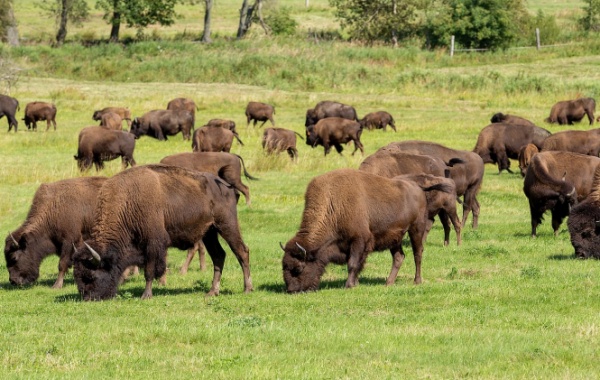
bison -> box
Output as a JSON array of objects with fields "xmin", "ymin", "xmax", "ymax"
[
  {"xmin": 523, "ymin": 151, "xmax": 600, "ymax": 237},
  {"xmin": 167, "ymin": 97, "xmax": 197, "ymax": 126},
  {"xmin": 545, "ymin": 97, "xmax": 596, "ymax": 125},
  {"xmin": 473, "ymin": 123, "xmax": 551, "ymax": 174},
  {"xmin": 262, "ymin": 127, "xmax": 303, "ymax": 160},
  {"xmin": 23, "ymin": 101, "xmax": 57, "ymax": 131},
  {"xmin": 98, "ymin": 112, "xmax": 123, "ymax": 131},
  {"xmin": 130, "ymin": 109, "xmax": 194, "ymax": 141},
  {"xmin": 0, "ymin": 94, "xmax": 19, "ymax": 132},
  {"xmin": 4, "ymin": 176, "xmax": 107, "ymax": 288},
  {"xmin": 206, "ymin": 118, "xmax": 238, "ymax": 137},
  {"xmin": 518, "ymin": 143, "xmax": 540, "ymax": 177},
  {"xmin": 72, "ymin": 164, "xmax": 252, "ymax": 300},
  {"xmin": 306, "ymin": 117, "xmax": 364, "ymax": 156},
  {"xmin": 74, "ymin": 126, "xmax": 136, "ymax": 172},
  {"xmin": 305, "ymin": 100, "xmax": 358, "ymax": 127},
  {"xmin": 541, "ymin": 128, "xmax": 600, "ymax": 157},
  {"xmin": 245, "ymin": 101, "xmax": 275, "ymax": 127},
  {"xmin": 567, "ymin": 166, "xmax": 600, "ymax": 258},
  {"xmin": 378, "ymin": 140, "xmax": 484, "ymax": 229},
  {"xmin": 92, "ymin": 107, "xmax": 132, "ymax": 129},
  {"xmin": 281, "ymin": 169, "xmax": 452, "ymax": 293},
  {"xmin": 359, "ymin": 111, "xmax": 396, "ymax": 132},
  {"xmin": 490, "ymin": 112, "xmax": 537, "ymax": 127},
  {"xmin": 192, "ymin": 125, "xmax": 244, "ymax": 153}
]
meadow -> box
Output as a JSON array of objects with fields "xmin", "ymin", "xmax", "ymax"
[{"xmin": 1, "ymin": 1, "xmax": 600, "ymax": 379}]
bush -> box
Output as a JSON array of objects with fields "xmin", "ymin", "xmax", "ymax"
[{"xmin": 265, "ymin": 6, "xmax": 297, "ymax": 36}]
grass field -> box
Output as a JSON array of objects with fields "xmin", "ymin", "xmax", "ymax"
[{"xmin": 1, "ymin": 1, "xmax": 600, "ymax": 379}]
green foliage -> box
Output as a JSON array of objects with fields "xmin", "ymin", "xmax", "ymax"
[
  {"xmin": 95, "ymin": 0, "xmax": 178, "ymax": 29},
  {"xmin": 265, "ymin": 6, "xmax": 297, "ymax": 36},
  {"xmin": 514, "ymin": 9, "xmax": 561, "ymax": 46},
  {"xmin": 0, "ymin": 0, "xmax": 15, "ymax": 37},
  {"xmin": 580, "ymin": 0, "xmax": 600, "ymax": 32},
  {"xmin": 35, "ymin": 0, "xmax": 89, "ymax": 26}
]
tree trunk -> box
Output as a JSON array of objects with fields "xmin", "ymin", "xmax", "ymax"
[
  {"xmin": 56, "ymin": 0, "xmax": 69, "ymax": 46},
  {"xmin": 109, "ymin": 10, "xmax": 121, "ymax": 42},
  {"xmin": 237, "ymin": 0, "xmax": 254, "ymax": 39},
  {"xmin": 255, "ymin": 0, "xmax": 269, "ymax": 35},
  {"xmin": 5, "ymin": 1, "xmax": 19, "ymax": 46},
  {"xmin": 201, "ymin": 0, "xmax": 213, "ymax": 43}
]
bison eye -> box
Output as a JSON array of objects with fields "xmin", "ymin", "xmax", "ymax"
[
  {"xmin": 581, "ymin": 231, "xmax": 593, "ymax": 239},
  {"xmin": 291, "ymin": 266, "xmax": 304, "ymax": 276}
]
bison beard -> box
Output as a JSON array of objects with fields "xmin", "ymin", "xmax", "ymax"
[{"xmin": 72, "ymin": 165, "xmax": 252, "ymax": 300}]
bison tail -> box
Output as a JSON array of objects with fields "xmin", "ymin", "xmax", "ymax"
[
  {"xmin": 235, "ymin": 154, "xmax": 259, "ymax": 181},
  {"xmin": 234, "ymin": 135, "xmax": 245, "ymax": 146},
  {"xmin": 294, "ymin": 131, "xmax": 305, "ymax": 140},
  {"xmin": 446, "ymin": 158, "xmax": 465, "ymax": 167}
]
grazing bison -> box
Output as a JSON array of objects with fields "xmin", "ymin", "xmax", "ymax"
[
  {"xmin": 0, "ymin": 94, "xmax": 19, "ymax": 132},
  {"xmin": 74, "ymin": 126, "xmax": 136, "ymax": 172},
  {"xmin": 130, "ymin": 109, "xmax": 194, "ymax": 141},
  {"xmin": 545, "ymin": 97, "xmax": 596, "ymax": 125},
  {"xmin": 490, "ymin": 113, "xmax": 537, "ymax": 127},
  {"xmin": 523, "ymin": 151, "xmax": 600, "ymax": 237},
  {"xmin": 541, "ymin": 128, "xmax": 600, "ymax": 157},
  {"xmin": 262, "ymin": 127, "xmax": 303, "ymax": 160},
  {"xmin": 306, "ymin": 117, "xmax": 364, "ymax": 156},
  {"xmin": 4, "ymin": 176, "xmax": 107, "ymax": 288},
  {"xmin": 167, "ymin": 97, "xmax": 197, "ymax": 126},
  {"xmin": 473, "ymin": 123, "xmax": 551, "ymax": 174},
  {"xmin": 567, "ymin": 166, "xmax": 600, "ymax": 258},
  {"xmin": 281, "ymin": 169, "xmax": 451, "ymax": 293},
  {"xmin": 245, "ymin": 101, "xmax": 275, "ymax": 127},
  {"xmin": 518, "ymin": 143, "xmax": 540, "ymax": 177},
  {"xmin": 206, "ymin": 118, "xmax": 238, "ymax": 137},
  {"xmin": 92, "ymin": 107, "xmax": 132, "ymax": 129},
  {"xmin": 379, "ymin": 140, "xmax": 484, "ymax": 229},
  {"xmin": 192, "ymin": 125, "xmax": 244, "ymax": 153},
  {"xmin": 72, "ymin": 165, "xmax": 253, "ymax": 300},
  {"xmin": 359, "ymin": 111, "xmax": 396, "ymax": 132},
  {"xmin": 305, "ymin": 100, "xmax": 358, "ymax": 127},
  {"xmin": 98, "ymin": 112, "xmax": 123, "ymax": 131},
  {"xmin": 159, "ymin": 151, "xmax": 257, "ymax": 206},
  {"xmin": 23, "ymin": 101, "xmax": 57, "ymax": 131}
]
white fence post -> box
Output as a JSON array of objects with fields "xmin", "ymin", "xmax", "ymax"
[
  {"xmin": 450, "ymin": 35, "xmax": 455, "ymax": 57},
  {"xmin": 305, "ymin": 0, "xmax": 309, "ymax": 7},
  {"xmin": 536, "ymin": 28, "xmax": 541, "ymax": 50}
]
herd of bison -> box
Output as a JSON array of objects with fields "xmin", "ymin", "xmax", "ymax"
[{"xmin": 3, "ymin": 93, "xmax": 600, "ymax": 300}]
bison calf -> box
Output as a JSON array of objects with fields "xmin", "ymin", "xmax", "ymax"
[
  {"xmin": 192, "ymin": 125, "xmax": 244, "ymax": 153},
  {"xmin": 360, "ymin": 111, "xmax": 396, "ymax": 132},
  {"xmin": 262, "ymin": 127, "xmax": 303, "ymax": 160},
  {"xmin": 74, "ymin": 126, "xmax": 136, "ymax": 172},
  {"xmin": 92, "ymin": 107, "xmax": 132, "ymax": 129},
  {"xmin": 245, "ymin": 101, "xmax": 275, "ymax": 127},
  {"xmin": 306, "ymin": 117, "xmax": 364, "ymax": 156},
  {"xmin": 23, "ymin": 101, "xmax": 57, "ymax": 131}
]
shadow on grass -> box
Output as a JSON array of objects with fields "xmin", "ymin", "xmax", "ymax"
[
  {"xmin": 257, "ymin": 276, "xmax": 387, "ymax": 294},
  {"xmin": 548, "ymin": 253, "xmax": 577, "ymax": 261}
]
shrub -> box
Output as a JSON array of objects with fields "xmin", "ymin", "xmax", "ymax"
[{"xmin": 265, "ymin": 6, "xmax": 297, "ymax": 36}]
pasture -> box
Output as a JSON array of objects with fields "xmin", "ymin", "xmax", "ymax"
[{"xmin": 1, "ymin": 1, "xmax": 600, "ymax": 378}]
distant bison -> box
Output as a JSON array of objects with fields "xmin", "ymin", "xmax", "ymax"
[
  {"xmin": 359, "ymin": 111, "xmax": 396, "ymax": 132},
  {"xmin": 98, "ymin": 112, "xmax": 123, "ymax": 131},
  {"xmin": 0, "ymin": 94, "xmax": 19, "ymax": 132},
  {"xmin": 130, "ymin": 109, "xmax": 194, "ymax": 141},
  {"xmin": 23, "ymin": 101, "xmax": 57, "ymax": 131},
  {"xmin": 4, "ymin": 176, "xmax": 107, "ymax": 288},
  {"xmin": 490, "ymin": 113, "xmax": 537, "ymax": 127},
  {"xmin": 192, "ymin": 125, "xmax": 244, "ymax": 153},
  {"xmin": 473, "ymin": 123, "xmax": 551, "ymax": 174},
  {"xmin": 206, "ymin": 118, "xmax": 238, "ymax": 137},
  {"xmin": 167, "ymin": 97, "xmax": 197, "ymax": 126},
  {"xmin": 306, "ymin": 117, "xmax": 364, "ymax": 156},
  {"xmin": 567, "ymin": 166, "xmax": 600, "ymax": 258},
  {"xmin": 245, "ymin": 101, "xmax": 275, "ymax": 127},
  {"xmin": 523, "ymin": 151, "xmax": 600, "ymax": 237},
  {"xmin": 545, "ymin": 97, "xmax": 596, "ymax": 125},
  {"xmin": 262, "ymin": 127, "xmax": 303, "ymax": 160},
  {"xmin": 72, "ymin": 165, "xmax": 252, "ymax": 300},
  {"xmin": 305, "ymin": 100, "xmax": 358, "ymax": 127},
  {"xmin": 74, "ymin": 126, "xmax": 136, "ymax": 172},
  {"xmin": 92, "ymin": 107, "xmax": 132, "ymax": 129}
]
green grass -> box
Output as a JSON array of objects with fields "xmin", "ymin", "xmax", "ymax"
[{"xmin": 2, "ymin": 1, "xmax": 600, "ymax": 379}]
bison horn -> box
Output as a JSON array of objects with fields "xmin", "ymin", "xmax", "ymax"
[
  {"xmin": 567, "ymin": 188, "xmax": 576, "ymax": 197},
  {"xmin": 595, "ymin": 220, "xmax": 600, "ymax": 228},
  {"xmin": 84, "ymin": 242, "xmax": 101, "ymax": 265},
  {"xmin": 562, "ymin": 171, "xmax": 567, "ymax": 181},
  {"xmin": 72, "ymin": 243, "xmax": 78, "ymax": 254},
  {"xmin": 295, "ymin": 242, "xmax": 307, "ymax": 258},
  {"xmin": 9, "ymin": 232, "xmax": 18, "ymax": 247}
]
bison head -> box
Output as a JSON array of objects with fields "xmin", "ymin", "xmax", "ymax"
[
  {"xmin": 305, "ymin": 109, "xmax": 317, "ymax": 127},
  {"xmin": 128, "ymin": 118, "xmax": 145, "ymax": 139},
  {"xmin": 73, "ymin": 242, "xmax": 121, "ymax": 301},
  {"xmin": 4, "ymin": 232, "xmax": 40, "ymax": 286},
  {"xmin": 92, "ymin": 110, "xmax": 102, "ymax": 121},
  {"xmin": 567, "ymin": 199, "xmax": 600, "ymax": 259},
  {"xmin": 305, "ymin": 125, "xmax": 318, "ymax": 147},
  {"xmin": 281, "ymin": 240, "xmax": 325, "ymax": 293}
]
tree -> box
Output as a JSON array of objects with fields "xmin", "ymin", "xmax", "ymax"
[
  {"xmin": 237, "ymin": 0, "xmax": 269, "ymax": 39},
  {"xmin": 580, "ymin": 0, "xmax": 600, "ymax": 32},
  {"xmin": 201, "ymin": 0, "xmax": 214, "ymax": 43},
  {"xmin": 36, "ymin": 0, "xmax": 89, "ymax": 46},
  {"xmin": 95, "ymin": 0, "xmax": 178, "ymax": 42},
  {"xmin": 0, "ymin": 0, "xmax": 19, "ymax": 46}
]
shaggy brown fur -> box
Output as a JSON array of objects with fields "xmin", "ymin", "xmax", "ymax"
[
  {"xmin": 545, "ymin": 97, "xmax": 596, "ymax": 125},
  {"xmin": 490, "ymin": 113, "xmax": 536, "ymax": 127},
  {"xmin": 99, "ymin": 112, "xmax": 123, "ymax": 131},
  {"xmin": 74, "ymin": 126, "xmax": 136, "ymax": 172},
  {"xmin": 359, "ymin": 111, "xmax": 396, "ymax": 132},
  {"xmin": 23, "ymin": 101, "xmax": 57, "ymax": 131},
  {"xmin": 305, "ymin": 117, "xmax": 364, "ymax": 156},
  {"xmin": 0, "ymin": 94, "xmax": 19, "ymax": 132},
  {"xmin": 206, "ymin": 119, "xmax": 238, "ymax": 137},
  {"xmin": 167, "ymin": 97, "xmax": 197, "ymax": 126},
  {"xmin": 92, "ymin": 107, "xmax": 132, "ymax": 129},
  {"xmin": 262, "ymin": 127, "xmax": 303, "ymax": 160},
  {"xmin": 130, "ymin": 109, "xmax": 194, "ymax": 141},
  {"xmin": 568, "ymin": 165, "xmax": 600, "ymax": 258},
  {"xmin": 517, "ymin": 143, "xmax": 539, "ymax": 177},
  {"xmin": 541, "ymin": 129, "xmax": 600, "ymax": 156},
  {"xmin": 245, "ymin": 101, "xmax": 275, "ymax": 127},
  {"xmin": 192, "ymin": 125, "xmax": 244, "ymax": 152},
  {"xmin": 305, "ymin": 101, "xmax": 358, "ymax": 127}
]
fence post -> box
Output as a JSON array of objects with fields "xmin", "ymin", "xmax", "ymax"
[
  {"xmin": 306, "ymin": 0, "xmax": 309, "ymax": 7},
  {"xmin": 450, "ymin": 35, "xmax": 455, "ymax": 57},
  {"xmin": 536, "ymin": 28, "xmax": 541, "ymax": 50}
]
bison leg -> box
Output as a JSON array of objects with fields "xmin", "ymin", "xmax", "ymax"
[
  {"xmin": 351, "ymin": 139, "xmax": 364, "ymax": 156},
  {"xmin": 215, "ymin": 223, "xmax": 253, "ymax": 294},
  {"xmin": 438, "ymin": 211, "xmax": 452, "ymax": 247},
  {"xmin": 180, "ymin": 241, "xmax": 206, "ymax": 274},
  {"xmin": 551, "ymin": 202, "xmax": 570, "ymax": 236},
  {"xmin": 333, "ymin": 143, "xmax": 344, "ymax": 155},
  {"xmin": 345, "ymin": 238, "xmax": 370, "ymax": 288},
  {"xmin": 408, "ymin": 222, "xmax": 426, "ymax": 285},
  {"xmin": 389, "ymin": 121, "xmax": 397, "ymax": 132},
  {"xmin": 203, "ymin": 227, "xmax": 226, "ymax": 296},
  {"xmin": 53, "ymin": 243, "xmax": 73, "ymax": 289},
  {"xmin": 140, "ymin": 238, "xmax": 169, "ymax": 300},
  {"xmin": 386, "ymin": 244, "xmax": 406, "ymax": 286},
  {"xmin": 462, "ymin": 188, "xmax": 480, "ymax": 230},
  {"xmin": 445, "ymin": 207, "xmax": 462, "ymax": 246}
]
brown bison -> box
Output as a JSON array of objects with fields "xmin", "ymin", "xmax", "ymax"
[
  {"xmin": 517, "ymin": 143, "xmax": 540, "ymax": 177},
  {"xmin": 262, "ymin": 127, "xmax": 303, "ymax": 160},
  {"xmin": 306, "ymin": 117, "xmax": 364, "ymax": 156},
  {"xmin": 523, "ymin": 151, "xmax": 600, "ymax": 237},
  {"xmin": 167, "ymin": 97, "xmax": 197, "ymax": 126},
  {"xmin": 98, "ymin": 112, "xmax": 123, "ymax": 131},
  {"xmin": 379, "ymin": 141, "xmax": 484, "ymax": 229},
  {"xmin": 4, "ymin": 176, "xmax": 107, "ymax": 288},
  {"xmin": 359, "ymin": 111, "xmax": 396, "ymax": 132},
  {"xmin": 305, "ymin": 100, "xmax": 358, "ymax": 127},
  {"xmin": 92, "ymin": 107, "xmax": 132, "ymax": 129},
  {"xmin": 130, "ymin": 109, "xmax": 194, "ymax": 141},
  {"xmin": 541, "ymin": 128, "xmax": 600, "ymax": 156},
  {"xmin": 0, "ymin": 94, "xmax": 19, "ymax": 132},
  {"xmin": 206, "ymin": 118, "xmax": 238, "ymax": 137},
  {"xmin": 74, "ymin": 126, "xmax": 136, "ymax": 172},
  {"xmin": 490, "ymin": 112, "xmax": 537, "ymax": 127},
  {"xmin": 567, "ymin": 166, "xmax": 600, "ymax": 258},
  {"xmin": 245, "ymin": 101, "xmax": 275, "ymax": 127},
  {"xmin": 281, "ymin": 169, "xmax": 452, "ymax": 293},
  {"xmin": 23, "ymin": 101, "xmax": 57, "ymax": 131},
  {"xmin": 72, "ymin": 165, "xmax": 252, "ymax": 300},
  {"xmin": 473, "ymin": 123, "xmax": 551, "ymax": 174},
  {"xmin": 159, "ymin": 151, "xmax": 257, "ymax": 206},
  {"xmin": 545, "ymin": 97, "xmax": 596, "ymax": 125},
  {"xmin": 192, "ymin": 125, "xmax": 244, "ymax": 153}
]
